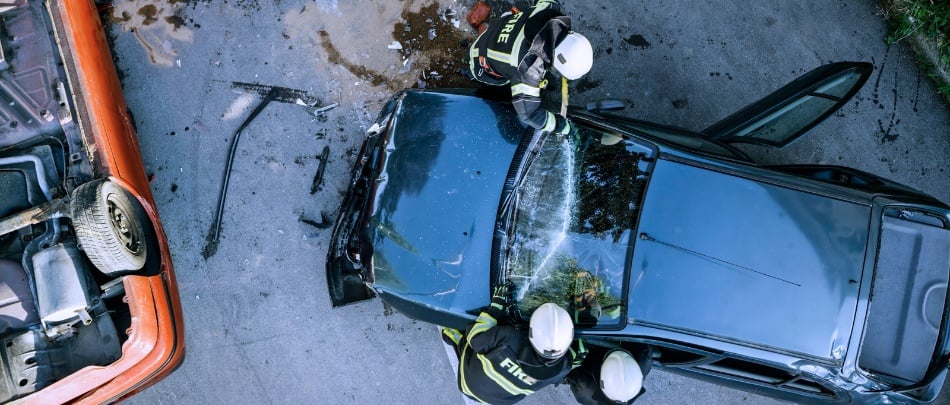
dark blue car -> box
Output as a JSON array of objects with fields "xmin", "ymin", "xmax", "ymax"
[{"xmin": 327, "ymin": 62, "xmax": 950, "ymax": 404}]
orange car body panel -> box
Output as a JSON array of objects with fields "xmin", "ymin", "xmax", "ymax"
[{"xmin": 17, "ymin": 1, "xmax": 186, "ymax": 403}]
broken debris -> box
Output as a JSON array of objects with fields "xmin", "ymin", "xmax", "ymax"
[
  {"xmin": 299, "ymin": 211, "xmax": 333, "ymax": 230},
  {"xmin": 308, "ymin": 103, "xmax": 338, "ymax": 117},
  {"xmin": 310, "ymin": 145, "xmax": 331, "ymax": 195},
  {"xmin": 203, "ymin": 90, "xmax": 277, "ymax": 259}
]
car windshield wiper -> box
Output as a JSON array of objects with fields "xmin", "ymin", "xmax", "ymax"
[
  {"xmin": 498, "ymin": 129, "xmax": 552, "ymax": 217},
  {"xmin": 494, "ymin": 128, "xmax": 556, "ymax": 285}
]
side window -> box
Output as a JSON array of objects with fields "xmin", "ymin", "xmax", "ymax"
[
  {"xmin": 650, "ymin": 342, "xmax": 839, "ymax": 399},
  {"xmin": 602, "ymin": 114, "xmax": 751, "ymax": 161},
  {"xmin": 695, "ymin": 357, "xmax": 838, "ymax": 398},
  {"xmin": 770, "ymin": 165, "xmax": 884, "ymax": 187},
  {"xmin": 652, "ymin": 344, "xmax": 716, "ymax": 367},
  {"xmin": 695, "ymin": 357, "xmax": 797, "ymax": 384}
]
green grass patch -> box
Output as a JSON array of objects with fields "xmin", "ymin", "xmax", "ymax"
[{"xmin": 881, "ymin": 0, "xmax": 950, "ymax": 95}]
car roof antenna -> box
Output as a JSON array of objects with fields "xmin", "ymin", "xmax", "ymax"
[{"xmin": 638, "ymin": 232, "xmax": 800, "ymax": 287}]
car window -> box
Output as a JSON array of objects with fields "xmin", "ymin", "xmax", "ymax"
[
  {"xmin": 506, "ymin": 125, "xmax": 649, "ymax": 329},
  {"xmin": 728, "ymin": 71, "xmax": 864, "ymax": 144},
  {"xmin": 703, "ymin": 63, "xmax": 872, "ymax": 148},
  {"xmin": 652, "ymin": 343, "xmax": 839, "ymax": 399},
  {"xmin": 597, "ymin": 114, "xmax": 750, "ymax": 161}
]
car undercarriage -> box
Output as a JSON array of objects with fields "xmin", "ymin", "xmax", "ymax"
[{"xmin": 0, "ymin": 1, "xmax": 147, "ymax": 401}]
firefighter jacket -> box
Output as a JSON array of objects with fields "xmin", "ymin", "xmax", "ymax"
[
  {"xmin": 565, "ymin": 346, "xmax": 653, "ymax": 404},
  {"xmin": 468, "ymin": 0, "xmax": 572, "ymax": 133},
  {"xmin": 457, "ymin": 302, "xmax": 587, "ymax": 404}
]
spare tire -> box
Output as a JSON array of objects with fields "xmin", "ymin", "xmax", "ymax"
[{"xmin": 71, "ymin": 179, "xmax": 148, "ymax": 275}]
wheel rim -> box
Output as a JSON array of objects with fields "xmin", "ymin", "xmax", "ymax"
[{"xmin": 107, "ymin": 193, "xmax": 143, "ymax": 255}]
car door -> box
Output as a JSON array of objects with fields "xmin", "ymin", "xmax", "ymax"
[{"xmin": 702, "ymin": 62, "xmax": 872, "ymax": 148}]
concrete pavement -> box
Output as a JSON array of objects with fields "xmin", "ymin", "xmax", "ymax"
[{"xmin": 106, "ymin": 1, "xmax": 949, "ymax": 404}]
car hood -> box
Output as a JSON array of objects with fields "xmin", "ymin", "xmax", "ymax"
[
  {"xmin": 368, "ymin": 90, "xmax": 523, "ymax": 322},
  {"xmin": 629, "ymin": 159, "xmax": 871, "ymax": 360}
]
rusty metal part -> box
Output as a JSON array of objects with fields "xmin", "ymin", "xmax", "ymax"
[
  {"xmin": 207, "ymin": 90, "xmax": 277, "ymax": 249},
  {"xmin": 229, "ymin": 81, "xmax": 320, "ymax": 106},
  {"xmin": 0, "ymin": 198, "xmax": 69, "ymax": 236}
]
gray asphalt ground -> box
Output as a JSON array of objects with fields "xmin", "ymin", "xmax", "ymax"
[{"xmin": 107, "ymin": 1, "xmax": 949, "ymax": 404}]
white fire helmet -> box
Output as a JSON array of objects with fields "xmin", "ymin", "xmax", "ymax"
[
  {"xmin": 528, "ymin": 303, "xmax": 574, "ymax": 360},
  {"xmin": 553, "ymin": 32, "xmax": 593, "ymax": 80},
  {"xmin": 600, "ymin": 350, "xmax": 643, "ymax": 402}
]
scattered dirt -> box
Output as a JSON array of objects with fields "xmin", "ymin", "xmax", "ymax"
[
  {"xmin": 230, "ymin": 81, "xmax": 321, "ymax": 106},
  {"xmin": 107, "ymin": 0, "xmax": 194, "ymax": 66},
  {"xmin": 317, "ymin": 2, "xmax": 476, "ymax": 90},
  {"xmin": 319, "ymin": 31, "xmax": 395, "ymax": 89},
  {"xmin": 392, "ymin": 3, "xmax": 475, "ymax": 89},
  {"xmin": 108, "ymin": 1, "xmax": 477, "ymax": 93}
]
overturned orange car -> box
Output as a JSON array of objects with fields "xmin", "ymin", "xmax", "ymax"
[{"xmin": 0, "ymin": 0, "xmax": 184, "ymax": 402}]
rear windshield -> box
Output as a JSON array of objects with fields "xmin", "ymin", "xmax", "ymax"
[
  {"xmin": 505, "ymin": 125, "xmax": 652, "ymax": 328},
  {"xmin": 860, "ymin": 208, "xmax": 950, "ymax": 384}
]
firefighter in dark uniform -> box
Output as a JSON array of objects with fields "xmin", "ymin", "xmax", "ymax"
[
  {"xmin": 467, "ymin": 0, "xmax": 593, "ymax": 135},
  {"xmin": 442, "ymin": 284, "xmax": 587, "ymax": 404},
  {"xmin": 565, "ymin": 346, "xmax": 651, "ymax": 404}
]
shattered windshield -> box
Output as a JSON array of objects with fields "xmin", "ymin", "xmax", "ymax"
[{"xmin": 507, "ymin": 126, "xmax": 649, "ymax": 328}]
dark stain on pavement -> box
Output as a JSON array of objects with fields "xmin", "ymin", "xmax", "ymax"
[
  {"xmin": 165, "ymin": 15, "xmax": 186, "ymax": 30},
  {"xmin": 138, "ymin": 4, "xmax": 160, "ymax": 25},
  {"xmin": 392, "ymin": 3, "xmax": 474, "ymax": 88},
  {"xmin": 230, "ymin": 81, "xmax": 321, "ymax": 106},
  {"xmin": 318, "ymin": 31, "xmax": 395, "ymax": 90},
  {"xmin": 871, "ymin": 45, "xmax": 902, "ymax": 143},
  {"xmin": 709, "ymin": 72, "xmax": 733, "ymax": 80},
  {"xmin": 671, "ymin": 99, "xmax": 689, "ymax": 109},
  {"xmin": 623, "ymin": 34, "xmax": 651, "ymax": 49},
  {"xmin": 575, "ymin": 77, "xmax": 602, "ymax": 93},
  {"xmin": 202, "ymin": 229, "xmax": 219, "ymax": 259}
]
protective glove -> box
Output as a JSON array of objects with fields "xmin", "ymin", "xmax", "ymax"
[
  {"xmin": 554, "ymin": 115, "xmax": 580, "ymax": 144},
  {"xmin": 554, "ymin": 115, "xmax": 573, "ymax": 136},
  {"xmin": 489, "ymin": 282, "xmax": 514, "ymax": 315}
]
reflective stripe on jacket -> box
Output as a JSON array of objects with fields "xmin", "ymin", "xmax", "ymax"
[
  {"xmin": 469, "ymin": 0, "xmax": 571, "ymax": 132},
  {"xmin": 458, "ymin": 305, "xmax": 587, "ymax": 404}
]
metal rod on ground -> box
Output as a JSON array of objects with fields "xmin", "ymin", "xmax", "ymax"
[{"xmin": 209, "ymin": 89, "xmax": 278, "ymax": 243}]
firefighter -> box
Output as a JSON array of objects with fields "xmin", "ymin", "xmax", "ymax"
[
  {"xmin": 442, "ymin": 284, "xmax": 587, "ymax": 404},
  {"xmin": 466, "ymin": 0, "xmax": 593, "ymax": 136},
  {"xmin": 564, "ymin": 346, "xmax": 651, "ymax": 404}
]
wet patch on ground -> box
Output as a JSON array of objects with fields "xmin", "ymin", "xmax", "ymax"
[
  {"xmin": 311, "ymin": 1, "xmax": 476, "ymax": 92},
  {"xmin": 871, "ymin": 45, "xmax": 907, "ymax": 143},
  {"xmin": 623, "ymin": 34, "xmax": 651, "ymax": 49},
  {"xmin": 392, "ymin": 3, "xmax": 475, "ymax": 89},
  {"xmin": 318, "ymin": 31, "xmax": 396, "ymax": 90},
  {"xmin": 106, "ymin": 1, "xmax": 195, "ymax": 66},
  {"xmin": 575, "ymin": 77, "xmax": 602, "ymax": 93}
]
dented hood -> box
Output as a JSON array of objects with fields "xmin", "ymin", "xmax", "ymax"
[{"xmin": 368, "ymin": 91, "xmax": 523, "ymax": 324}]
